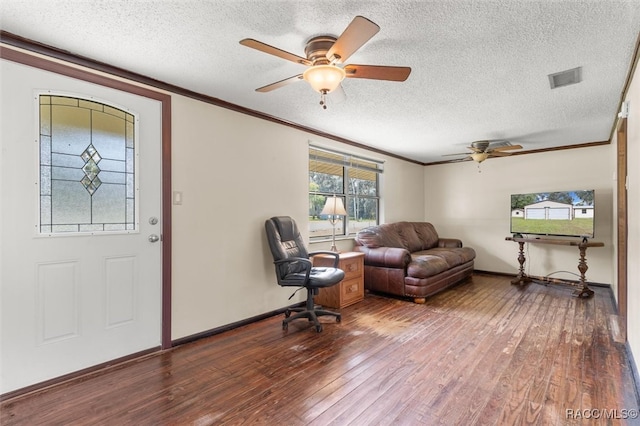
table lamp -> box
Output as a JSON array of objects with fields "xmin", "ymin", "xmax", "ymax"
[{"xmin": 320, "ymin": 195, "xmax": 347, "ymax": 252}]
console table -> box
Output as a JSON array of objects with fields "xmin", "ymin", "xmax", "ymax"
[{"xmin": 505, "ymin": 236, "xmax": 604, "ymax": 298}]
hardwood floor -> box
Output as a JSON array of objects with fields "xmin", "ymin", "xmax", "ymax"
[{"xmin": 2, "ymin": 274, "xmax": 638, "ymax": 425}]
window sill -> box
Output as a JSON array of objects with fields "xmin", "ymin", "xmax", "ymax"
[{"xmin": 310, "ymin": 236, "xmax": 355, "ymax": 244}]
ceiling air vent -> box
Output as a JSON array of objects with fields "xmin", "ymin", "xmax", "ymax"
[{"xmin": 548, "ymin": 67, "xmax": 582, "ymax": 89}]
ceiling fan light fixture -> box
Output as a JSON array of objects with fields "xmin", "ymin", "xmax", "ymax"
[
  {"xmin": 470, "ymin": 152, "xmax": 489, "ymax": 163},
  {"xmin": 303, "ymin": 65, "xmax": 346, "ymax": 93}
]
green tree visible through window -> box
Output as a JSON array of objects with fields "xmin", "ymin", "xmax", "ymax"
[{"xmin": 309, "ymin": 146, "xmax": 382, "ymax": 239}]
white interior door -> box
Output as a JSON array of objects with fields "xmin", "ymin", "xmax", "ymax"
[{"xmin": 1, "ymin": 59, "xmax": 163, "ymax": 393}]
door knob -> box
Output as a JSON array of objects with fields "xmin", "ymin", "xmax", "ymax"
[{"xmin": 148, "ymin": 234, "xmax": 160, "ymax": 243}]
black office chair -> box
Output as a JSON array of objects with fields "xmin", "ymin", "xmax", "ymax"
[{"xmin": 265, "ymin": 216, "xmax": 345, "ymax": 332}]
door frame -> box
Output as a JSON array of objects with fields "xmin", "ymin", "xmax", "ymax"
[
  {"xmin": 616, "ymin": 117, "xmax": 628, "ymax": 340},
  {"xmin": 0, "ymin": 46, "xmax": 173, "ymax": 349}
]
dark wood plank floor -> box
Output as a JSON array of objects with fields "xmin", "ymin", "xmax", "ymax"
[{"xmin": 2, "ymin": 274, "xmax": 638, "ymax": 425}]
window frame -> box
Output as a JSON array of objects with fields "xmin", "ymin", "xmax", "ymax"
[{"xmin": 309, "ymin": 145, "xmax": 382, "ymax": 241}]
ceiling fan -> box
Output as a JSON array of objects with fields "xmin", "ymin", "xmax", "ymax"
[
  {"xmin": 444, "ymin": 140, "xmax": 523, "ymax": 163},
  {"xmin": 239, "ymin": 16, "xmax": 411, "ymax": 109}
]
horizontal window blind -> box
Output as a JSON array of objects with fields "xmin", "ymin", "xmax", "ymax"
[{"xmin": 309, "ymin": 145, "xmax": 384, "ymax": 175}]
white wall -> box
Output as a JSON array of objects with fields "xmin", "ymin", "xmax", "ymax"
[
  {"xmin": 170, "ymin": 96, "xmax": 308, "ymax": 338},
  {"xmin": 170, "ymin": 94, "xmax": 425, "ymax": 339},
  {"xmin": 423, "ymin": 145, "xmax": 614, "ymax": 285}
]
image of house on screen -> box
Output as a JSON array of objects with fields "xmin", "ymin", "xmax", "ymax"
[
  {"xmin": 574, "ymin": 205, "xmax": 595, "ymax": 218},
  {"xmin": 518, "ymin": 200, "xmax": 594, "ymax": 220}
]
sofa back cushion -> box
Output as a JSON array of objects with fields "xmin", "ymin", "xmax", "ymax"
[
  {"xmin": 355, "ymin": 223, "xmax": 405, "ymax": 249},
  {"xmin": 412, "ymin": 222, "xmax": 440, "ymax": 250},
  {"xmin": 355, "ymin": 222, "xmax": 440, "ymax": 251}
]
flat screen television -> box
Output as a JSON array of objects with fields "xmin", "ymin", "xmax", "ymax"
[{"xmin": 510, "ymin": 189, "xmax": 595, "ymax": 238}]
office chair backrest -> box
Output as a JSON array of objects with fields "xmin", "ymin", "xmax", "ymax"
[{"xmin": 265, "ymin": 216, "xmax": 309, "ymax": 278}]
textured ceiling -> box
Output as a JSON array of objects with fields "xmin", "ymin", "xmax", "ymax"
[{"xmin": 1, "ymin": 1, "xmax": 639, "ymax": 164}]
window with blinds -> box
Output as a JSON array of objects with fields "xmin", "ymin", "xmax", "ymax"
[{"xmin": 309, "ymin": 145, "xmax": 382, "ymax": 239}]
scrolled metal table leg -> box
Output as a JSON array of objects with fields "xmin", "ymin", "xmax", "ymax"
[{"xmin": 574, "ymin": 245, "xmax": 594, "ymax": 298}]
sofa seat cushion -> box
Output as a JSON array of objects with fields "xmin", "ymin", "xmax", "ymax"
[
  {"xmin": 427, "ymin": 247, "xmax": 476, "ymax": 267},
  {"xmin": 408, "ymin": 255, "xmax": 449, "ymax": 278},
  {"xmin": 407, "ymin": 247, "xmax": 476, "ymax": 279}
]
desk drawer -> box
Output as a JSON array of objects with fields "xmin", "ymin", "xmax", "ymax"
[
  {"xmin": 341, "ymin": 277, "xmax": 364, "ymax": 306},
  {"xmin": 341, "ymin": 256, "xmax": 362, "ymax": 280}
]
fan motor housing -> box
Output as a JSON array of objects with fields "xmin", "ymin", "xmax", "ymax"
[
  {"xmin": 471, "ymin": 140, "xmax": 491, "ymax": 151},
  {"xmin": 305, "ymin": 36, "xmax": 337, "ymax": 64}
]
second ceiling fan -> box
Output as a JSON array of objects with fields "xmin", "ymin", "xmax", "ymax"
[
  {"xmin": 444, "ymin": 140, "xmax": 524, "ymax": 163},
  {"xmin": 239, "ymin": 16, "xmax": 411, "ymax": 108}
]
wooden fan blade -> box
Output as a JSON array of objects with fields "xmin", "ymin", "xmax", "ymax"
[
  {"xmin": 491, "ymin": 144, "xmax": 523, "ymax": 152},
  {"xmin": 444, "ymin": 144, "xmax": 485, "ymax": 156},
  {"xmin": 255, "ymin": 74, "xmax": 304, "ymax": 92},
  {"xmin": 326, "ymin": 16, "xmax": 380, "ymax": 64},
  {"xmin": 344, "ymin": 64, "xmax": 411, "ymax": 81},
  {"xmin": 442, "ymin": 152, "xmax": 471, "ymax": 157},
  {"xmin": 489, "ymin": 151, "xmax": 512, "ymax": 157},
  {"xmin": 240, "ymin": 39, "xmax": 311, "ymax": 66}
]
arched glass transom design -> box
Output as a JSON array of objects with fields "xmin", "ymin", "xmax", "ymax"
[{"xmin": 39, "ymin": 95, "xmax": 137, "ymax": 234}]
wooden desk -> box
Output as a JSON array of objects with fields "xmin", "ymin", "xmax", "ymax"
[
  {"xmin": 505, "ymin": 237, "xmax": 604, "ymax": 298},
  {"xmin": 312, "ymin": 252, "xmax": 365, "ymax": 308}
]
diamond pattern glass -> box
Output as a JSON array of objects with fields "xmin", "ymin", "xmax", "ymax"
[{"xmin": 80, "ymin": 144, "xmax": 102, "ymax": 195}]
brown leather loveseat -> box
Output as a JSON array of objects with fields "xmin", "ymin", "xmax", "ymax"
[{"xmin": 354, "ymin": 221, "xmax": 476, "ymax": 303}]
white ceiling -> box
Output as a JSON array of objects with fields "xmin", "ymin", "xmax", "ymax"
[{"xmin": 1, "ymin": 1, "xmax": 639, "ymax": 164}]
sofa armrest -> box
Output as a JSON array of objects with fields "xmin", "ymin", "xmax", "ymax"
[
  {"xmin": 438, "ymin": 238, "xmax": 463, "ymax": 248},
  {"xmin": 354, "ymin": 246, "xmax": 411, "ymax": 268}
]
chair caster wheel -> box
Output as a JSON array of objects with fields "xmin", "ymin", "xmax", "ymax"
[
  {"xmin": 315, "ymin": 325, "xmax": 323, "ymax": 333},
  {"xmin": 282, "ymin": 321, "xmax": 288, "ymax": 330},
  {"xmin": 284, "ymin": 309, "xmax": 291, "ymax": 318},
  {"xmin": 336, "ymin": 315, "xmax": 341, "ymax": 323}
]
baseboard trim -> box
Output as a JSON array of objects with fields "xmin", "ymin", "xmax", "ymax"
[
  {"xmin": 171, "ymin": 302, "xmax": 304, "ymax": 347},
  {"xmin": 473, "ymin": 269, "xmax": 611, "ymax": 288},
  {"xmin": 0, "ymin": 347, "xmax": 159, "ymax": 402},
  {"xmin": 625, "ymin": 341, "xmax": 640, "ymax": 405},
  {"xmin": 473, "ymin": 269, "xmax": 514, "ymax": 277}
]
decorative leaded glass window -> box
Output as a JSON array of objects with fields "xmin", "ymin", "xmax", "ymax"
[{"xmin": 39, "ymin": 95, "xmax": 137, "ymax": 234}]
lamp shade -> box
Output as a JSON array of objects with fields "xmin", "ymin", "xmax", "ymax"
[
  {"xmin": 470, "ymin": 152, "xmax": 489, "ymax": 163},
  {"xmin": 303, "ymin": 65, "xmax": 346, "ymax": 93},
  {"xmin": 320, "ymin": 195, "xmax": 347, "ymax": 216}
]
